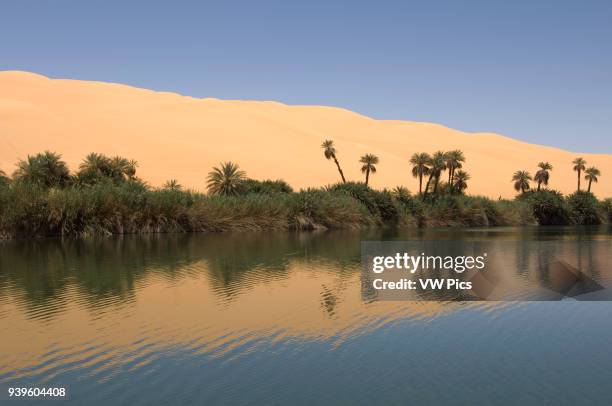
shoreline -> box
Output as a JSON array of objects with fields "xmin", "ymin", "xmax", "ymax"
[{"xmin": 1, "ymin": 181, "xmax": 609, "ymax": 240}]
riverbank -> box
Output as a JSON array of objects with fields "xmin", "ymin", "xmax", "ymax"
[{"xmin": 1, "ymin": 181, "xmax": 610, "ymax": 239}]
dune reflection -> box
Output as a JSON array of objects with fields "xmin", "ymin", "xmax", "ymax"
[
  {"xmin": 1, "ymin": 258, "xmax": 458, "ymax": 381},
  {"xmin": 1, "ymin": 227, "xmax": 609, "ymax": 382}
]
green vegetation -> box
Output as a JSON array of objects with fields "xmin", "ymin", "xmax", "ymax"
[
  {"xmin": 585, "ymin": 167, "xmax": 600, "ymax": 192},
  {"xmin": 517, "ymin": 190, "xmax": 570, "ymax": 225},
  {"xmin": 452, "ymin": 170, "xmax": 470, "ymax": 194},
  {"xmin": 0, "ymin": 148, "xmax": 608, "ymax": 239},
  {"xmin": 321, "ymin": 139, "xmax": 346, "ymax": 183},
  {"xmin": 566, "ymin": 191, "xmax": 601, "ymax": 225},
  {"xmin": 444, "ymin": 149, "xmax": 465, "ymax": 185},
  {"xmin": 512, "ymin": 170, "xmax": 532, "ymax": 194},
  {"xmin": 359, "ymin": 153, "xmax": 379, "ymax": 186},
  {"xmin": 14, "ymin": 150, "xmax": 71, "ymax": 188},
  {"xmin": 241, "ymin": 179, "xmax": 293, "ymax": 195},
  {"xmin": 409, "ymin": 152, "xmax": 430, "ymax": 195},
  {"xmin": 602, "ymin": 199, "xmax": 612, "ymax": 223},
  {"xmin": 77, "ymin": 152, "xmax": 138, "ymax": 186},
  {"xmin": 206, "ymin": 161, "xmax": 246, "ymax": 196},
  {"xmin": 0, "ymin": 169, "xmax": 9, "ymax": 187},
  {"xmin": 163, "ymin": 179, "xmax": 182, "ymax": 191},
  {"xmin": 534, "ymin": 161, "xmax": 552, "ymax": 191},
  {"xmin": 573, "ymin": 157, "xmax": 586, "ymax": 191},
  {"xmin": 424, "ymin": 151, "xmax": 447, "ymax": 197}
]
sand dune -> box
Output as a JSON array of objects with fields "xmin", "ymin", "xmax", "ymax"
[{"xmin": 0, "ymin": 70, "xmax": 610, "ymax": 198}]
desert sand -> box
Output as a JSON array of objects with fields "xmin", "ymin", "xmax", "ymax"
[{"xmin": 0, "ymin": 70, "xmax": 610, "ymax": 198}]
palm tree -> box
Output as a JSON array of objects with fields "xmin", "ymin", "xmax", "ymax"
[
  {"xmin": 572, "ymin": 157, "xmax": 586, "ymax": 191},
  {"xmin": 392, "ymin": 186, "xmax": 411, "ymax": 200},
  {"xmin": 207, "ymin": 162, "xmax": 246, "ymax": 196},
  {"xmin": 584, "ymin": 167, "xmax": 600, "ymax": 192},
  {"xmin": 80, "ymin": 152, "xmax": 109, "ymax": 172},
  {"xmin": 359, "ymin": 154, "xmax": 379, "ymax": 186},
  {"xmin": 410, "ymin": 152, "xmax": 430, "ymax": 195},
  {"xmin": 445, "ymin": 150, "xmax": 465, "ymax": 185},
  {"xmin": 512, "ymin": 170, "xmax": 532, "ymax": 194},
  {"xmin": 76, "ymin": 152, "xmax": 111, "ymax": 185},
  {"xmin": 13, "ymin": 151, "xmax": 70, "ymax": 188},
  {"xmin": 110, "ymin": 156, "xmax": 130, "ymax": 181},
  {"xmin": 424, "ymin": 151, "xmax": 446, "ymax": 196},
  {"xmin": 534, "ymin": 161, "xmax": 553, "ymax": 191},
  {"xmin": 321, "ymin": 140, "xmax": 346, "ymax": 183},
  {"xmin": 452, "ymin": 170, "xmax": 470, "ymax": 194},
  {"xmin": 163, "ymin": 179, "xmax": 182, "ymax": 190}
]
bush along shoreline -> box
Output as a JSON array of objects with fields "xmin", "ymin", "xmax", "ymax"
[{"xmin": 0, "ymin": 150, "xmax": 609, "ymax": 239}]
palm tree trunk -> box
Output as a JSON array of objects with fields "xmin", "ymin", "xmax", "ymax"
[
  {"xmin": 433, "ymin": 174, "xmax": 440, "ymax": 194},
  {"xmin": 423, "ymin": 173, "xmax": 434, "ymax": 199},
  {"xmin": 333, "ymin": 156, "xmax": 346, "ymax": 183},
  {"xmin": 365, "ymin": 168, "xmax": 370, "ymax": 186},
  {"xmin": 448, "ymin": 168, "xmax": 452, "ymax": 184},
  {"xmin": 418, "ymin": 173, "xmax": 423, "ymax": 195},
  {"xmin": 577, "ymin": 170, "xmax": 581, "ymax": 191},
  {"xmin": 537, "ymin": 181, "xmax": 541, "ymax": 191},
  {"xmin": 588, "ymin": 179, "xmax": 592, "ymax": 192}
]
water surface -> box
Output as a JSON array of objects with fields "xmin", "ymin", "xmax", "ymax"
[{"xmin": 1, "ymin": 227, "xmax": 612, "ymax": 405}]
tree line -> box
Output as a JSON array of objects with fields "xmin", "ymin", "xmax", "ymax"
[
  {"xmin": 512, "ymin": 157, "xmax": 601, "ymax": 194},
  {"xmin": 0, "ymin": 146, "xmax": 603, "ymax": 200}
]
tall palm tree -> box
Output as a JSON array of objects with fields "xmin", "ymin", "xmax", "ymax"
[
  {"xmin": 445, "ymin": 150, "xmax": 465, "ymax": 185},
  {"xmin": 207, "ymin": 162, "xmax": 246, "ymax": 196},
  {"xmin": 13, "ymin": 150, "xmax": 70, "ymax": 188},
  {"xmin": 424, "ymin": 151, "xmax": 447, "ymax": 196},
  {"xmin": 452, "ymin": 170, "xmax": 470, "ymax": 194},
  {"xmin": 163, "ymin": 179, "xmax": 182, "ymax": 191},
  {"xmin": 534, "ymin": 161, "xmax": 553, "ymax": 191},
  {"xmin": 359, "ymin": 154, "xmax": 379, "ymax": 186},
  {"xmin": 512, "ymin": 170, "xmax": 532, "ymax": 194},
  {"xmin": 572, "ymin": 157, "xmax": 586, "ymax": 191},
  {"xmin": 321, "ymin": 140, "xmax": 346, "ymax": 183},
  {"xmin": 584, "ymin": 167, "xmax": 600, "ymax": 192},
  {"xmin": 410, "ymin": 152, "xmax": 430, "ymax": 195}
]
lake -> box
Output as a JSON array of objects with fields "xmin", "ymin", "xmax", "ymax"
[{"xmin": 1, "ymin": 226, "xmax": 612, "ymax": 405}]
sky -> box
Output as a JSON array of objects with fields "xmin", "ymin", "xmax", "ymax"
[{"xmin": 1, "ymin": 0, "xmax": 611, "ymax": 153}]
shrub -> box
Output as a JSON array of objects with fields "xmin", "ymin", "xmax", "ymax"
[
  {"xmin": 241, "ymin": 179, "xmax": 294, "ymax": 195},
  {"xmin": 393, "ymin": 194, "xmax": 426, "ymax": 227},
  {"xmin": 497, "ymin": 199, "xmax": 535, "ymax": 225},
  {"xmin": 288, "ymin": 189, "xmax": 373, "ymax": 229},
  {"xmin": 0, "ymin": 183, "xmax": 51, "ymax": 238},
  {"xmin": 519, "ymin": 190, "xmax": 570, "ymax": 225},
  {"xmin": 188, "ymin": 194, "xmax": 290, "ymax": 232},
  {"xmin": 601, "ymin": 198, "xmax": 612, "ymax": 223},
  {"xmin": 566, "ymin": 191, "xmax": 601, "ymax": 225},
  {"xmin": 425, "ymin": 195, "xmax": 491, "ymax": 227},
  {"xmin": 327, "ymin": 182, "xmax": 399, "ymax": 223}
]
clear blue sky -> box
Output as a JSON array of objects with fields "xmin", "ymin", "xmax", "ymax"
[{"xmin": 2, "ymin": 0, "xmax": 611, "ymax": 152}]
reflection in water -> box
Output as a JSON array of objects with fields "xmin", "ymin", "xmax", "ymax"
[{"xmin": 0, "ymin": 226, "xmax": 611, "ymax": 405}]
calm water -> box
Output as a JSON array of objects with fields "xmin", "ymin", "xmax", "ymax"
[{"xmin": 1, "ymin": 227, "xmax": 612, "ymax": 405}]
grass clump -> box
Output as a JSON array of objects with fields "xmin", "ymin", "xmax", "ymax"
[{"xmin": 327, "ymin": 182, "xmax": 399, "ymax": 223}]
